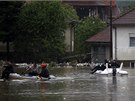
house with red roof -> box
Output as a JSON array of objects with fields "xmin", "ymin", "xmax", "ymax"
[
  {"xmin": 87, "ymin": 8, "xmax": 135, "ymax": 67},
  {"xmin": 86, "ymin": 27, "xmax": 110, "ymax": 63}
]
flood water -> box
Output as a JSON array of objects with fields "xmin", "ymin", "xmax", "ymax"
[{"xmin": 0, "ymin": 67, "xmax": 135, "ymax": 101}]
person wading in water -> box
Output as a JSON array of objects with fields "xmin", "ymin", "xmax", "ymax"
[
  {"xmin": 1, "ymin": 61, "xmax": 14, "ymax": 80},
  {"xmin": 37, "ymin": 63, "xmax": 50, "ymax": 80}
]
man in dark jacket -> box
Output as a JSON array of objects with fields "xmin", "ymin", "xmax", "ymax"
[
  {"xmin": 1, "ymin": 61, "xmax": 14, "ymax": 80},
  {"xmin": 37, "ymin": 63, "xmax": 50, "ymax": 79},
  {"xmin": 110, "ymin": 60, "xmax": 120, "ymax": 76}
]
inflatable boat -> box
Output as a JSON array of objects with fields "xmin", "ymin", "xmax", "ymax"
[
  {"xmin": 95, "ymin": 63, "xmax": 128, "ymax": 75},
  {"xmin": 9, "ymin": 73, "xmax": 56, "ymax": 81}
]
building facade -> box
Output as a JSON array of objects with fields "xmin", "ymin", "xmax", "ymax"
[
  {"xmin": 63, "ymin": 0, "xmax": 118, "ymax": 52},
  {"xmin": 113, "ymin": 8, "xmax": 135, "ymax": 67},
  {"xmin": 86, "ymin": 27, "xmax": 110, "ymax": 63}
]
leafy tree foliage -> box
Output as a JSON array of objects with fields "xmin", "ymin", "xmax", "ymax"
[
  {"xmin": 75, "ymin": 17, "xmax": 106, "ymax": 54},
  {"xmin": 0, "ymin": 1, "xmax": 24, "ymax": 42},
  {"xmin": 117, "ymin": 1, "xmax": 135, "ymax": 14},
  {"xmin": 14, "ymin": 1, "xmax": 78, "ymax": 62},
  {"xmin": 0, "ymin": 1, "xmax": 24, "ymax": 60}
]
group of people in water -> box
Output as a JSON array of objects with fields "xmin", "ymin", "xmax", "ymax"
[
  {"xmin": 91, "ymin": 59, "xmax": 120, "ymax": 76},
  {"xmin": 0, "ymin": 59, "xmax": 120, "ymax": 80},
  {"xmin": 27, "ymin": 62, "xmax": 50, "ymax": 80},
  {"xmin": 0, "ymin": 61, "xmax": 50, "ymax": 80}
]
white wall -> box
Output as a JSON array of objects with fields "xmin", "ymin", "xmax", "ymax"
[
  {"xmin": 64, "ymin": 28, "xmax": 71, "ymax": 52},
  {"xmin": 113, "ymin": 26, "xmax": 135, "ymax": 60}
]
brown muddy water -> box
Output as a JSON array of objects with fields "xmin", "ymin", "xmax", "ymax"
[{"xmin": 0, "ymin": 67, "xmax": 135, "ymax": 101}]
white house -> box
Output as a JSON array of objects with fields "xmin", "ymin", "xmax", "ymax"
[
  {"xmin": 86, "ymin": 8, "xmax": 135, "ymax": 67},
  {"xmin": 113, "ymin": 8, "xmax": 135, "ymax": 67}
]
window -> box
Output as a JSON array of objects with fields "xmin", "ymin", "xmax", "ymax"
[
  {"xmin": 129, "ymin": 33, "xmax": 135, "ymax": 47},
  {"xmin": 130, "ymin": 37, "xmax": 135, "ymax": 46}
]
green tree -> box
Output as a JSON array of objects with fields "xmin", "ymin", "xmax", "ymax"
[
  {"xmin": 117, "ymin": 1, "xmax": 135, "ymax": 14},
  {"xmin": 0, "ymin": 1, "xmax": 24, "ymax": 60},
  {"xmin": 75, "ymin": 17, "xmax": 106, "ymax": 54},
  {"xmin": 0, "ymin": 1, "xmax": 24, "ymax": 41},
  {"xmin": 14, "ymin": 1, "xmax": 78, "ymax": 62}
]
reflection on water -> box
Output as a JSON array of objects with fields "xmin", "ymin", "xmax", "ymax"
[
  {"xmin": 0, "ymin": 68, "xmax": 135, "ymax": 101},
  {"xmin": 108, "ymin": 77, "xmax": 117, "ymax": 101}
]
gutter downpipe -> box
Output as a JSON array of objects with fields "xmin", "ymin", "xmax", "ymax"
[
  {"xmin": 110, "ymin": 0, "xmax": 113, "ymax": 59},
  {"xmin": 114, "ymin": 27, "xmax": 117, "ymax": 60}
]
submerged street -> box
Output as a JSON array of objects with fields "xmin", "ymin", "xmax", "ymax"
[
  {"xmin": 0, "ymin": 1, "xmax": 135, "ymax": 101},
  {"xmin": 0, "ymin": 67, "xmax": 135, "ymax": 101}
]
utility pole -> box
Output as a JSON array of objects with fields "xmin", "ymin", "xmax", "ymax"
[
  {"xmin": 6, "ymin": 34, "xmax": 10, "ymax": 61},
  {"xmin": 110, "ymin": 0, "xmax": 113, "ymax": 59}
]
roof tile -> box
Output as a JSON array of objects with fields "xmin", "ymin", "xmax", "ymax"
[
  {"xmin": 113, "ymin": 8, "xmax": 135, "ymax": 25},
  {"xmin": 86, "ymin": 27, "xmax": 110, "ymax": 43}
]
